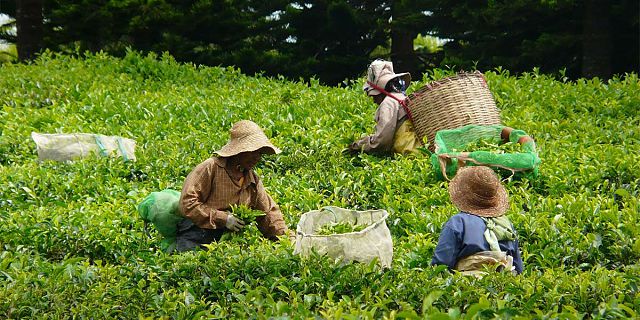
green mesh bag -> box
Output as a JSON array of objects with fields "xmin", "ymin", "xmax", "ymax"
[
  {"xmin": 430, "ymin": 124, "xmax": 540, "ymax": 180},
  {"xmin": 137, "ymin": 189, "xmax": 184, "ymax": 252}
]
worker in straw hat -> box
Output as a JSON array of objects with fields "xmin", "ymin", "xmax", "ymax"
[
  {"xmin": 345, "ymin": 59, "xmax": 422, "ymax": 155},
  {"xmin": 176, "ymin": 120, "xmax": 291, "ymax": 251},
  {"xmin": 431, "ymin": 166, "xmax": 523, "ymax": 275}
]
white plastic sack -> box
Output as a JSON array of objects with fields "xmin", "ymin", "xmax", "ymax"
[
  {"xmin": 31, "ymin": 132, "xmax": 136, "ymax": 162},
  {"xmin": 294, "ymin": 206, "xmax": 393, "ymax": 268}
]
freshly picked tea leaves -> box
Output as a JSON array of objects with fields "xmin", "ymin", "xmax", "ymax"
[
  {"xmin": 230, "ymin": 204, "xmax": 265, "ymax": 223},
  {"xmin": 316, "ymin": 222, "xmax": 366, "ymax": 235}
]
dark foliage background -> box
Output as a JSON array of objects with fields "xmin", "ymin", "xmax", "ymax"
[{"xmin": 1, "ymin": 0, "xmax": 638, "ymax": 84}]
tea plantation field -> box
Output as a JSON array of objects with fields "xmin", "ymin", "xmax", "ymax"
[{"xmin": 1, "ymin": 51, "xmax": 639, "ymax": 318}]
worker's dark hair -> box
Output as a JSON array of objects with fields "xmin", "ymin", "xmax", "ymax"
[{"xmin": 385, "ymin": 77, "xmax": 407, "ymax": 94}]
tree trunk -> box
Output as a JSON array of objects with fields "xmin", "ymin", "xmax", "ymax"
[
  {"xmin": 16, "ymin": 0, "xmax": 43, "ymax": 61},
  {"xmin": 581, "ymin": 0, "xmax": 612, "ymax": 79},
  {"xmin": 391, "ymin": 28, "xmax": 419, "ymax": 77},
  {"xmin": 390, "ymin": 3, "xmax": 419, "ymax": 78}
]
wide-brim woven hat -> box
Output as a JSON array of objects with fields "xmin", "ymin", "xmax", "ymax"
[
  {"xmin": 215, "ymin": 120, "xmax": 281, "ymax": 157},
  {"xmin": 448, "ymin": 166, "xmax": 509, "ymax": 217},
  {"xmin": 363, "ymin": 59, "xmax": 411, "ymax": 96}
]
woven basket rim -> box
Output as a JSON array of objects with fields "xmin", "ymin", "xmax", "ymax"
[{"xmin": 408, "ymin": 71, "xmax": 486, "ymax": 98}]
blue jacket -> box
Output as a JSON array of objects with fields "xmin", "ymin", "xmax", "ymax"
[{"xmin": 431, "ymin": 212, "xmax": 523, "ymax": 274}]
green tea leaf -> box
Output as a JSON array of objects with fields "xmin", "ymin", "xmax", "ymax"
[
  {"xmin": 316, "ymin": 222, "xmax": 366, "ymax": 235},
  {"xmin": 230, "ymin": 204, "xmax": 266, "ymax": 223}
]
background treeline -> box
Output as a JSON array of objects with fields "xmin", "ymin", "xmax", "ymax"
[{"xmin": 1, "ymin": 0, "xmax": 638, "ymax": 84}]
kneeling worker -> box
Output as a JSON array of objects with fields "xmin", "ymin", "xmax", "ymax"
[
  {"xmin": 177, "ymin": 120, "xmax": 290, "ymax": 251},
  {"xmin": 346, "ymin": 59, "xmax": 422, "ymax": 155},
  {"xmin": 432, "ymin": 166, "xmax": 523, "ymax": 275}
]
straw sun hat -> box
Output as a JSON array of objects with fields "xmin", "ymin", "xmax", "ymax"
[
  {"xmin": 448, "ymin": 166, "xmax": 509, "ymax": 218},
  {"xmin": 362, "ymin": 59, "xmax": 411, "ymax": 96},
  {"xmin": 215, "ymin": 120, "xmax": 281, "ymax": 157}
]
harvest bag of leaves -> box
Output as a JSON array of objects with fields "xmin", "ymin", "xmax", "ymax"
[
  {"xmin": 431, "ymin": 124, "xmax": 540, "ymax": 180},
  {"xmin": 137, "ymin": 189, "xmax": 184, "ymax": 252},
  {"xmin": 31, "ymin": 132, "xmax": 136, "ymax": 162},
  {"xmin": 294, "ymin": 206, "xmax": 393, "ymax": 268}
]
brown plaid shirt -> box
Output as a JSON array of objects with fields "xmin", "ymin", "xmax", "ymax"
[{"xmin": 179, "ymin": 157, "xmax": 287, "ymax": 239}]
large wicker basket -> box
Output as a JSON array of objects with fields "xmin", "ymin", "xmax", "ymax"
[{"xmin": 406, "ymin": 72, "xmax": 501, "ymax": 151}]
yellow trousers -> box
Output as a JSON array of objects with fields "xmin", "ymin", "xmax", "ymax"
[{"xmin": 392, "ymin": 120, "xmax": 422, "ymax": 155}]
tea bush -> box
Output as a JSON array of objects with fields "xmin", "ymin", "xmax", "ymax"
[{"xmin": 1, "ymin": 51, "xmax": 638, "ymax": 318}]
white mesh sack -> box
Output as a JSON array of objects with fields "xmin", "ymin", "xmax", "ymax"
[
  {"xmin": 294, "ymin": 206, "xmax": 393, "ymax": 268},
  {"xmin": 31, "ymin": 132, "xmax": 136, "ymax": 162}
]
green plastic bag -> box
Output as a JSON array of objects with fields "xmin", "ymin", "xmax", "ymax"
[
  {"xmin": 137, "ymin": 189, "xmax": 184, "ymax": 252},
  {"xmin": 430, "ymin": 124, "xmax": 541, "ymax": 180}
]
